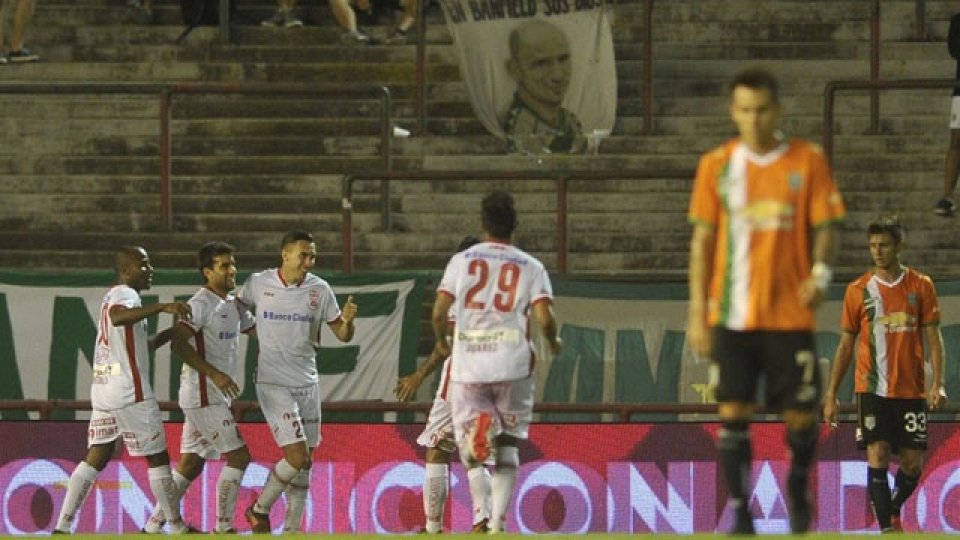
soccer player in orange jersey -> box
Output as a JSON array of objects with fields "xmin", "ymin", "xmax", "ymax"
[
  {"xmin": 687, "ymin": 67, "xmax": 846, "ymax": 535},
  {"xmin": 823, "ymin": 217, "xmax": 946, "ymax": 533}
]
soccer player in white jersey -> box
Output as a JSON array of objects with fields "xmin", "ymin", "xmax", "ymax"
[
  {"xmin": 237, "ymin": 230, "xmax": 357, "ymax": 533},
  {"xmin": 431, "ymin": 192, "xmax": 562, "ymax": 533},
  {"xmin": 395, "ymin": 235, "xmax": 493, "ymax": 534},
  {"xmin": 144, "ymin": 242, "xmax": 256, "ymax": 533},
  {"xmin": 53, "ymin": 247, "xmax": 194, "ymax": 534}
]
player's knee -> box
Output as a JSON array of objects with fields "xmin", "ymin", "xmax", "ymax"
[
  {"xmin": 226, "ymin": 446, "xmax": 251, "ymax": 470},
  {"xmin": 496, "ymin": 445, "xmax": 519, "ymax": 470},
  {"xmin": 178, "ymin": 454, "xmax": 206, "ymax": 480}
]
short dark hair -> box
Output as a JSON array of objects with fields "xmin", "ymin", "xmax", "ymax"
[
  {"xmin": 456, "ymin": 235, "xmax": 482, "ymax": 253},
  {"xmin": 482, "ymin": 191, "xmax": 518, "ymax": 239},
  {"xmin": 198, "ymin": 241, "xmax": 235, "ymax": 280},
  {"xmin": 281, "ymin": 230, "xmax": 314, "ymax": 250},
  {"xmin": 867, "ymin": 215, "xmax": 905, "ymax": 243},
  {"xmin": 730, "ymin": 67, "xmax": 780, "ymax": 103}
]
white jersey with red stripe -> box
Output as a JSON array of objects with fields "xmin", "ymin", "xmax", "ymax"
[
  {"xmin": 178, "ymin": 288, "xmax": 256, "ymax": 409},
  {"xmin": 438, "ymin": 241, "xmax": 553, "ymax": 383},
  {"xmin": 237, "ymin": 269, "xmax": 342, "ymax": 387},
  {"xmin": 90, "ymin": 285, "xmax": 153, "ymax": 411}
]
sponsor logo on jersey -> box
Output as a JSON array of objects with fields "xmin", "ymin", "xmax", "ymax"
[
  {"xmin": 262, "ymin": 311, "xmax": 315, "ymax": 322},
  {"xmin": 874, "ymin": 311, "xmax": 918, "ymax": 333}
]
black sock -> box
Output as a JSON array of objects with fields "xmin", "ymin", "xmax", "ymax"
[
  {"xmin": 786, "ymin": 425, "xmax": 818, "ymax": 498},
  {"xmin": 868, "ymin": 467, "xmax": 892, "ymax": 530},
  {"xmin": 719, "ymin": 421, "xmax": 752, "ymax": 511},
  {"xmin": 891, "ymin": 469, "xmax": 919, "ymax": 514}
]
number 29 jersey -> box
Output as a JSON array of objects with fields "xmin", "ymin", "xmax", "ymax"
[{"xmin": 437, "ymin": 241, "xmax": 553, "ymax": 384}]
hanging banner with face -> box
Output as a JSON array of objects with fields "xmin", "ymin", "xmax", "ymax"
[{"xmin": 439, "ymin": 0, "xmax": 617, "ymax": 155}]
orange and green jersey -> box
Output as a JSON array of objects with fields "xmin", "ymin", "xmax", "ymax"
[
  {"xmin": 688, "ymin": 138, "xmax": 846, "ymax": 331},
  {"xmin": 841, "ymin": 268, "xmax": 939, "ymax": 398}
]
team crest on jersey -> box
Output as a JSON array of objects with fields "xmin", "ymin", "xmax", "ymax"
[
  {"xmin": 788, "ymin": 171, "xmax": 803, "ymax": 191},
  {"xmin": 308, "ymin": 287, "xmax": 320, "ymax": 310},
  {"xmin": 864, "ymin": 415, "xmax": 876, "ymax": 431}
]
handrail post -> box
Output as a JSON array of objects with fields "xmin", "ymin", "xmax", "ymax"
[
  {"xmin": 219, "ymin": 0, "xmax": 233, "ymax": 43},
  {"xmin": 159, "ymin": 88, "xmax": 174, "ymax": 232},
  {"xmin": 823, "ymin": 82, "xmax": 836, "ymax": 164},
  {"xmin": 915, "ymin": 0, "xmax": 926, "ymax": 41},
  {"xmin": 870, "ymin": 0, "xmax": 880, "ymax": 134},
  {"xmin": 556, "ymin": 175, "xmax": 568, "ymax": 274},
  {"xmin": 642, "ymin": 0, "xmax": 654, "ymax": 134},
  {"xmin": 342, "ymin": 175, "xmax": 355, "ymax": 273},
  {"xmin": 379, "ymin": 86, "xmax": 394, "ymax": 232},
  {"xmin": 415, "ymin": 0, "xmax": 427, "ymax": 136}
]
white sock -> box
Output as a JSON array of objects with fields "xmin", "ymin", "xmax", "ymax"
[
  {"xmin": 423, "ymin": 463, "xmax": 448, "ymax": 532},
  {"xmin": 146, "ymin": 469, "xmax": 193, "ymax": 531},
  {"xmin": 148, "ymin": 465, "xmax": 185, "ymax": 532},
  {"xmin": 282, "ymin": 469, "xmax": 310, "ymax": 532},
  {"xmin": 216, "ymin": 466, "xmax": 245, "ymax": 532},
  {"xmin": 254, "ymin": 458, "xmax": 299, "ymax": 515},
  {"xmin": 55, "ymin": 461, "xmax": 99, "ymax": 532},
  {"xmin": 489, "ymin": 446, "xmax": 519, "ymax": 532},
  {"xmin": 467, "ymin": 465, "xmax": 492, "ymax": 525}
]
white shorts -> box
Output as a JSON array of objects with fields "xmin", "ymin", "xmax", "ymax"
[
  {"xmin": 416, "ymin": 359, "xmax": 456, "ymax": 452},
  {"xmin": 181, "ymin": 403, "xmax": 246, "ymax": 460},
  {"xmin": 88, "ymin": 399, "xmax": 167, "ymax": 457},
  {"xmin": 417, "ymin": 398, "xmax": 456, "ymax": 452},
  {"xmin": 450, "ymin": 378, "xmax": 534, "ymax": 445},
  {"xmin": 950, "ymin": 96, "xmax": 960, "ymax": 129},
  {"xmin": 256, "ymin": 382, "xmax": 321, "ymax": 448}
]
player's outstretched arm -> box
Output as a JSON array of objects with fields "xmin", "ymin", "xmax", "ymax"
[
  {"xmin": 110, "ymin": 301, "xmax": 192, "ymax": 327},
  {"xmin": 149, "ymin": 326, "xmax": 175, "ymax": 351}
]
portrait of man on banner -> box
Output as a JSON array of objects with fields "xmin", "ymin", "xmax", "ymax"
[{"xmin": 439, "ymin": 0, "xmax": 617, "ymax": 155}]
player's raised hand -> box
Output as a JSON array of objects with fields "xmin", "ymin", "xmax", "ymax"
[
  {"xmin": 162, "ymin": 301, "xmax": 192, "ymax": 320},
  {"xmin": 211, "ymin": 371, "xmax": 241, "ymax": 400},
  {"xmin": 342, "ymin": 295, "xmax": 357, "ymax": 323},
  {"xmin": 394, "ymin": 373, "xmax": 423, "ymax": 402}
]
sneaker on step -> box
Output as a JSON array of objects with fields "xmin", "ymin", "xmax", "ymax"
[
  {"xmin": 7, "ymin": 48, "xmax": 38, "ymax": 63},
  {"xmin": 341, "ymin": 30, "xmax": 372, "ymax": 44},
  {"xmin": 935, "ymin": 197, "xmax": 956, "ymax": 217},
  {"xmin": 467, "ymin": 412, "xmax": 493, "ymax": 463},
  {"xmin": 261, "ymin": 9, "xmax": 300, "ymax": 27},
  {"xmin": 384, "ymin": 27, "xmax": 408, "ymax": 44},
  {"xmin": 245, "ymin": 505, "xmax": 271, "ymax": 534}
]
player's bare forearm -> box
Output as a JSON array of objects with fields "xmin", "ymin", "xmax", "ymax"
[
  {"xmin": 331, "ymin": 319, "xmax": 355, "ymax": 342},
  {"xmin": 811, "ymin": 224, "xmax": 837, "ymax": 266},
  {"xmin": 825, "ymin": 332, "xmax": 855, "ymax": 399},
  {"xmin": 431, "ymin": 293, "xmax": 453, "ymax": 345},
  {"xmin": 687, "ymin": 224, "xmax": 714, "ymax": 319},
  {"xmin": 148, "ymin": 326, "xmax": 175, "ymax": 351},
  {"xmin": 171, "ymin": 325, "xmax": 221, "ymax": 380},
  {"xmin": 533, "ymin": 301, "xmax": 561, "ymax": 354},
  {"xmin": 110, "ymin": 301, "xmax": 191, "ymax": 326},
  {"xmin": 925, "ymin": 324, "xmax": 947, "ymax": 404}
]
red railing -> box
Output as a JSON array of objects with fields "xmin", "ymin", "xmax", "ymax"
[
  {"xmin": 822, "ymin": 78, "xmax": 960, "ymax": 163},
  {"xmin": 339, "ymin": 169, "xmax": 693, "ymax": 274},
  {"xmin": 0, "ymin": 399, "xmax": 881, "ymax": 423},
  {"xmin": 0, "ymin": 82, "xmax": 393, "ymax": 231}
]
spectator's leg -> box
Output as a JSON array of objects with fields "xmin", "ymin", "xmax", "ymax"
[{"xmin": 10, "ymin": 0, "xmax": 35, "ymax": 52}]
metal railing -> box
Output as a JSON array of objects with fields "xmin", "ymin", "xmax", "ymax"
[
  {"xmin": 0, "ymin": 82, "xmax": 393, "ymax": 231},
  {"xmin": 340, "ymin": 169, "xmax": 693, "ymax": 274},
  {"xmin": 822, "ymin": 78, "xmax": 960, "ymax": 163},
  {"xmin": 0, "ymin": 399, "xmax": 885, "ymax": 423}
]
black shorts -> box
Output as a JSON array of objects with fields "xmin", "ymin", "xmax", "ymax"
[
  {"xmin": 713, "ymin": 328, "xmax": 820, "ymax": 412},
  {"xmin": 855, "ymin": 392, "xmax": 928, "ymax": 452}
]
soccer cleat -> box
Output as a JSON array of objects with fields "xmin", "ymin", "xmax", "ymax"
[
  {"xmin": 935, "ymin": 198, "xmax": 956, "ymax": 217},
  {"xmin": 245, "ymin": 505, "xmax": 271, "ymax": 534},
  {"xmin": 467, "ymin": 413, "xmax": 493, "ymax": 463},
  {"xmin": 470, "ymin": 518, "xmax": 489, "ymax": 533},
  {"xmin": 888, "ymin": 514, "xmax": 903, "ymax": 532}
]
